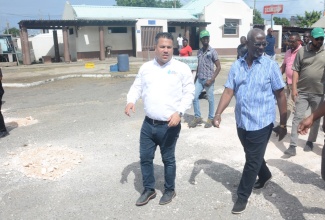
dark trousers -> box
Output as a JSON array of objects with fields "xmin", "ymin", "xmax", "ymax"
[
  {"xmin": 139, "ymin": 119, "xmax": 181, "ymax": 191},
  {"xmin": 236, "ymin": 123, "xmax": 273, "ymax": 201},
  {"xmin": 0, "ymin": 81, "xmax": 5, "ymax": 131}
]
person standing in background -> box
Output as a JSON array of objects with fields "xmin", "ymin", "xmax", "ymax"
[
  {"xmin": 179, "ymin": 38, "xmax": 192, "ymax": 57},
  {"xmin": 0, "ymin": 68, "xmax": 8, "ymax": 138},
  {"xmin": 273, "ymin": 32, "xmax": 302, "ymax": 134},
  {"xmin": 302, "ymin": 31, "xmax": 311, "ymax": 46},
  {"xmin": 264, "ymin": 28, "xmax": 276, "ymax": 60},
  {"xmin": 189, "ymin": 30, "xmax": 221, "ymax": 128},
  {"xmin": 284, "ymin": 27, "xmax": 325, "ymax": 156},
  {"xmin": 237, "ymin": 36, "xmax": 248, "ymax": 59},
  {"xmin": 177, "ymin": 33, "xmax": 183, "ymax": 51}
]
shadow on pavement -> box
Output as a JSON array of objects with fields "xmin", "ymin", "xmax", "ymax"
[
  {"xmin": 189, "ymin": 159, "xmax": 325, "ymax": 219},
  {"xmin": 120, "ymin": 161, "xmax": 165, "ymax": 194}
]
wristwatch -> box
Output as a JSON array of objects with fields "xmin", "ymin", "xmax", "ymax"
[{"xmin": 178, "ymin": 112, "xmax": 183, "ymax": 117}]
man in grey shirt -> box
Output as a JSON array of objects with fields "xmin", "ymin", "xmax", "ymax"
[{"xmin": 284, "ymin": 27, "xmax": 325, "ymax": 156}]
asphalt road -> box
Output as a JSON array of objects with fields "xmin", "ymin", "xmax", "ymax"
[{"xmin": 0, "ymin": 69, "xmax": 324, "ymax": 219}]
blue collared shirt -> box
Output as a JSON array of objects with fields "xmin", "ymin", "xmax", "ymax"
[{"xmin": 225, "ymin": 55, "xmax": 285, "ymax": 131}]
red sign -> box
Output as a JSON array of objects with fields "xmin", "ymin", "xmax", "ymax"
[{"xmin": 263, "ymin": 5, "xmax": 283, "ymax": 14}]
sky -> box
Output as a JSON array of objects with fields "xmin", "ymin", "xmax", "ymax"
[{"xmin": 0, "ymin": 0, "xmax": 324, "ymax": 32}]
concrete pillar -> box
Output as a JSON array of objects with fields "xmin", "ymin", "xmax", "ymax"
[
  {"xmin": 99, "ymin": 26, "xmax": 105, "ymax": 61},
  {"xmin": 185, "ymin": 27, "xmax": 190, "ymax": 41},
  {"xmin": 53, "ymin": 30, "xmax": 60, "ymax": 62},
  {"xmin": 62, "ymin": 27, "xmax": 70, "ymax": 63},
  {"xmin": 21, "ymin": 27, "xmax": 31, "ymax": 65}
]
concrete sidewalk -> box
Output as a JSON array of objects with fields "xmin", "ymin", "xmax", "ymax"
[{"xmin": 1, "ymin": 57, "xmax": 146, "ymax": 87}]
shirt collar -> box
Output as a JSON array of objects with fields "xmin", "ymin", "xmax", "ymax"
[{"xmin": 154, "ymin": 57, "xmax": 173, "ymax": 67}]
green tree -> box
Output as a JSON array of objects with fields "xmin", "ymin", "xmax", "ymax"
[
  {"xmin": 116, "ymin": 0, "xmax": 182, "ymax": 8},
  {"xmin": 296, "ymin": 10, "xmax": 321, "ymax": 27},
  {"xmin": 253, "ymin": 9, "xmax": 264, "ymax": 24},
  {"xmin": 273, "ymin": 17, "xmax": 290, "ymax": 26},
  {"xmin": 3, "ymin": 27, "xmax": 20, "ymax": 37}
]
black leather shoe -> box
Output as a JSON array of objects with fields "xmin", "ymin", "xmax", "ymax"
[
  {"xmin": 232, "ymin": 198, "xmax": 248, "ymax": 214},
  {"xmin": 136, "ymin": 189, "xmax": 156, "ymax": 206},
  {"xmin": 0, "ymin": 130, "xmax": 9, "ymax": 138},
  {"xmin": 159, "ymin": 190, "xmax": 176, "ymax": 205},
  {"xmin": 253, "ymin": 176, "xmax": 272, "ymax": 190}
]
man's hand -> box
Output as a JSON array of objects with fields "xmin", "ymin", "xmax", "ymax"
[
  {"xmin": 213, "ymin": 114, "xmax": 221, "ymax": 128},
  {"xmin": 298, "ymin": 116, "xmax": 314, "ymax": 135},
  {"xmin": 291, "ymin": 89, "xmax": 298, "ymax": 102},
  {"xmin": 276, "ymin": 126, "xmax": 287, "ymax": 141},
  {"xmin": 168, "ymin": 112, "xmax": 181, "ymax": 127},
  {"xmin": 124, "ymin": 103, "xmax": 135, "ymax": 116},
  {"xmin": 205, "ymin": 79, "xmax": 214, "ymax": 87}
]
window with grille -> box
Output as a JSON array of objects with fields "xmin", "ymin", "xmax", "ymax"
[{"xmin": 223, "ymin": 19, "xmax": 239, "ymax": 37}]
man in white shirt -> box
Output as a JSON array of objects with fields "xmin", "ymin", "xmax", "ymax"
[
  {"xmin": 125, "ymin": 32, "xmax": 194, "ymax": 206},
  {"xmin": 177, "ymin": 33, "xmax": 183, "ymax": 51}
]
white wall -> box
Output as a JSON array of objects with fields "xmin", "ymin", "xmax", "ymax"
[
  {"xmin": 135, "ymin": 19, "xmax": 168, "ymax": 52},
  {"xmin": 105, "ymin": 27, "xmax": 133, "ymax": 50},
  {"xmin": 204, "ymin": 0, "xmax": 253, "ymax": 49},
  {"xmin": 29, "ymin": 30, "xmax": 64, "ymax": 61}
]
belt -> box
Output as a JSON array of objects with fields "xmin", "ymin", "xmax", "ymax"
[{"xmin": 145, "ymin": 116, "xmax": 168, "ymax": 125}]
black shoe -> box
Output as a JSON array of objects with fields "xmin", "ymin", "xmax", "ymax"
[
  {"xmin": 253, "ymin": 176, "xmax": 272, "ymax": 190},
  {"xmin": 231, "ymin": 198, "xmax": 248, "ymax": 214},
  {"xmin": 284, "ymin": 145, "xmax": 296, "ymax": 156},
  {"xmin": 304, "ymin": 141, "xmax": 314, "ymax": 152},
  {"xmin": 136, "ymin": 189, "xmax": 156, "ymax": 206},
  {"xmin": 0, "ymin": 130, "xmax": 9, "ymax": 138},
  {"xmin": 159, "ymin": 190, "xmax": 176, "ymax": 205}
]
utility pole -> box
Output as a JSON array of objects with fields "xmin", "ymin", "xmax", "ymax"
[
  {"xmin": 6, "ymin": 21, "xmax": 9, "ymax": 34},
  {"xmin": 253, "ymin": 0, "xmax": 256, "ymax": 16}
]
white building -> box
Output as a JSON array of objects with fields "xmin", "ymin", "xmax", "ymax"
[{"xmin": 19, "ymin": 0, "xmax": 256, "ymax": 63}]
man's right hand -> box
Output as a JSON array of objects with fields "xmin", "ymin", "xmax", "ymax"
[
  {"xmin": 124, "ymin": 103, "xmax": 135, "ymax": 116},
  {"xmin": 291, "ymin": 89, "xmax": 298, "ymax": 102}
]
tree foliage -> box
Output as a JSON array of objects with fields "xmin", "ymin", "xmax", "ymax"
[
  {"xmin": 253, "ymin": 9, "xmax": 264, "ymax": 25},
  {"xmin": 116, "ymin": 0, "xmax": 182, "ymax": 8},
  {"xmin": 296, "ymin": 10, "xmax": 321, "ymax": 27},
  {"xmin": 273, "ymin": 17, "xmax": 290, "ymax": 26},
  {"xmin": 2, "ymin": 27, "xmax": 20, "ymax": 37}
]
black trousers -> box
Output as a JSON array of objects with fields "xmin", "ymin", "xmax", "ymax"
[
  {"xmin": 0, "ymin": 81, "xmax": 6, "ymax": 131},
  {"xmin": 236, "ymin": 123, "xmax": 273, "ymax": 201}
]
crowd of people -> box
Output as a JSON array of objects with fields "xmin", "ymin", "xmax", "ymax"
[{"xmin": 124, "ymin": 27, "xmax": 325, "ymax": 214}]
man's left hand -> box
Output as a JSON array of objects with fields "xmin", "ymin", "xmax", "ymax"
[{"xmin": 276, "ymin": 127, "xmax": 287, "ymax": 141}]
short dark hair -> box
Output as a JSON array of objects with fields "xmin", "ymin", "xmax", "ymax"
[
  {"xmin": 155, "ymin": 32, "xmax": 174, "ymax": 44},
  {"xmin": 290, "ymin": 32, "xmax": 301, "ymax": 40},
  {"xmin": 183, "ymin": 38, "xmax": 188, "ymax": 42}
]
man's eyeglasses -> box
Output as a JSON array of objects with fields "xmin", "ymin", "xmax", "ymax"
[
  {"xmin": 253, "ymin": 42, "xmax": 269, "ymax": 47},
  {"xmin": 314, "ymin": 37, "xmax": 324, "ymax": 41}
]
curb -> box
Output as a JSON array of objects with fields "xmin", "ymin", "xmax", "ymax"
[{"xmin": 2, "ymin": 73, "xmax": 138, "ymax": 88}]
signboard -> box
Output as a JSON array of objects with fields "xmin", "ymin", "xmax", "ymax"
[{"xmin": 263, "ymin": 5, "xmax": 283, "ymax": 14}]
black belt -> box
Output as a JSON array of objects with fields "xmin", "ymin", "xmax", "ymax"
[{"xmin": 145, "ymin": 116, "xmax": 168, "ymax": 125}]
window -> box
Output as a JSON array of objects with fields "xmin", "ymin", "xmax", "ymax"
[
  {"xmin": 69, "ymin": 28, "xmax": 74, "ymax": 35},
  {"xmin": 168, "ymin": 27, "xmax": 176, "ymax": 33},
  {"xmin": 223, "ymin": 19, "xmax": 239, "ymax": 37},
  {"xmin": 108, "ymin": 27, "xmax": 127, "ymax": 33}
]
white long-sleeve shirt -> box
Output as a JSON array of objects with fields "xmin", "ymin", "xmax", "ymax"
[{"xmin": 127, "ymin": 58, "xmax": 195, "ymax": 121}]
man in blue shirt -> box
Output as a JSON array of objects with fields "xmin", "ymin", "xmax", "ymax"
[
  {"xmin": 213, "ymin": 28, "xmax": 287, "ymax": 214},
  {"xmin": 264, "ymin": 28, "xmax": 276, "ymax": 60}
]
